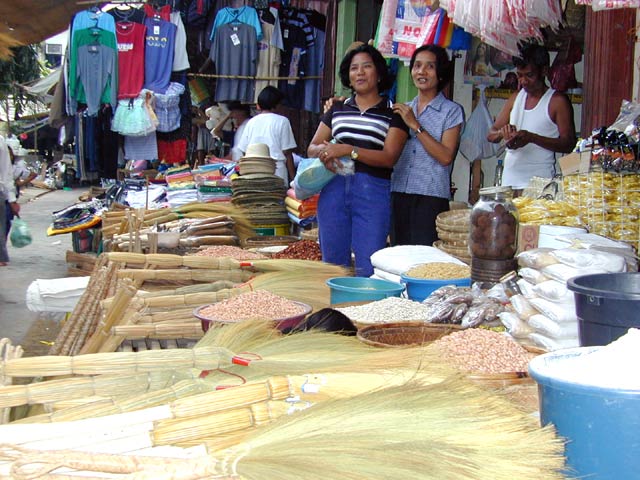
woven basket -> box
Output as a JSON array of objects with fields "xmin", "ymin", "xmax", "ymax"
[
  {"xmin": 436, "ymin": 209, "xmax": 471, "ymax": 233},
  {"xmin": 356, "ymin": 322, "xmax": 462, "ymax": 348}
]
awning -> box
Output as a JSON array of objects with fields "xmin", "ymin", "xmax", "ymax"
[
  {"xmin": 0, "ymin": 0, "xmax": 84, "ymax": 58},
  {"xmin": 19, "ymin": 68, "xmax": 61, "ymax": 103}
]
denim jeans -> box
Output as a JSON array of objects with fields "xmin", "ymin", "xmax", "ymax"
[{"xmin": 317, "ymin": 172, "xmax": 391, "ymax": 277}]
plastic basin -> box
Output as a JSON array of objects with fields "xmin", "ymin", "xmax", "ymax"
[
  {"xmin": 529, "ymin": 347, "xmax": 640, "ymax": 479},
  {"xmin": 400, "ymin": 274, "xmax": 471, "ymax": 302},
  {"xmin": 193, "ymin": 301, "xmax": 312, "ymax": 333},
  {"xmin": 567, "ymin": 272, "xmax": 640, "ymax": 346},
  {"xmin": 326, "ymin": 277, "xmax": 404, "ymax": 305}
]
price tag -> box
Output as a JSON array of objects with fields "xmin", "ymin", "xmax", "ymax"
[
  {"xmin": 230, "ymin": 33, "xmax": 240, "ymax": 46},
  {"xmin": 283, "ymin": 29, "xmax": 289, "ymax": 39},
  {"xmin": 153, "ymin": 25, "xmax": 160, "ymax": 35}
]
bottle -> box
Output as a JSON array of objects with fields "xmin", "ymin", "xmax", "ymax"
[
  {"xmin": 469, "ymin": 186, "xmax": 518, "ymax": 261},
  {"xmin": 493, "ymin": 159, "xmax": 504, "ymax": 187}
]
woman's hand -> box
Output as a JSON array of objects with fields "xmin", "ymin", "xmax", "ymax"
[
  {"xmin": 319, "ymin": 140, "xmax": 350, "ymax": 173},
  {"xmin": 392, "ymin": 103, "xmax": 419, "ymax": 131}
]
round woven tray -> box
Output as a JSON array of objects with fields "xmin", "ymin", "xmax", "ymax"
[
  {"xmin": 436, "ymin": 229, "xmax": 469, "ymax": 246},
  {"xmin": 435, "ymin": 209, "xmax": 471, "ymax": 233},
  {"xmin": 357, "ymin": 322, "xmax": 462, "ymax": 348},
  {"xmin": 433, "ymin": 241, "xmax": 471, "ymax": 265}
]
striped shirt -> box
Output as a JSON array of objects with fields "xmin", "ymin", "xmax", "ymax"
[
  {"xmin": 391, "ymin": 92, "xmax": 464, "ymax": 198},
  {"xmin": 321, "ymin": 96, "xmax": 408, "ymax": 179}
]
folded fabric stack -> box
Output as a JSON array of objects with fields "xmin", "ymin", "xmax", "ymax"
[
  {"xmin": 285, "ymin": 188, "xmax": 318, "ymax": 228},
  {"xmin": 193, "ymin": 163, "xmax": 234, "ymax": 202},
  {"xmin": 165, "ymin": 165, "xmax": 196, "ymax": 207}
]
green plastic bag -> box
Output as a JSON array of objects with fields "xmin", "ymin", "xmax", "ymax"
[{"xmin": 10, "ymin": 217, "xmax": 32, "ymax": 248}]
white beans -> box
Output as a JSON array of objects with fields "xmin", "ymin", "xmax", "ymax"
[{"xmin": 336, "ymin": 297, "xmax": 434, "ymax": 324}]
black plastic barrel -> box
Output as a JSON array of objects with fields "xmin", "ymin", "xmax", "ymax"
[{"xmin": 567, "ymin": 273, "xmax": 640, "ymax": 346}]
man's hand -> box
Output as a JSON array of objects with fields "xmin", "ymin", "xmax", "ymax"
[
  {"xmin": 505, "ymin": 129, "xmax": 533, "ymax": 149},
  {"xmin": 323, "ymin": 96, "xmax": 345, "ymax": 114},
  {"xmin": 9, "ymin": 202, "xmax": 20, "ymax": 216}
]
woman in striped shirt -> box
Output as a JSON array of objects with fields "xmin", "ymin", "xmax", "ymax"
[{"xmin": 308, "ymin": 44, "xmax": 408, "ymax": 276}]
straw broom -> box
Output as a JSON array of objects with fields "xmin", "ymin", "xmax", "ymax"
[
  {"xmin": 141, "ymin": 270, "xmax": 344, "ymax": 311},
  {"xmin": 0, "ymin": 378, "xmax": 566, "ymax": 480},
  {"xmin": 136, "ymin": 308, "xmax": 198, "ymax": 324},
  {"xmin": 0, "ymin": 370, "xmax": 201, "ymax": 409},
  {"xmin": 111, "ymin": 322, "xmax": 204, "ymax": 340},
  {"xmin": 0, "ymin": 339, "xmax": 23, "ymax": 424},
  {"xmin": 79, "ymin": 279, "xmax": 137, "ymax": 354},
  {"xmin": 117, "ymin": 269, "xmax": 255, "ymax": 284},
  {"xmin": 137, "ymin": 281, "xmax": 237, "ymax": 298}
]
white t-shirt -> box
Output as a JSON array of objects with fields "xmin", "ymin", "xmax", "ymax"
[
  {"xmin": 237, "ymin": 112, "xmax": 296, "ymax": 162},
  {"xmin": 231, "ymin": 121, "xmax": 248, "ymax": 162}
]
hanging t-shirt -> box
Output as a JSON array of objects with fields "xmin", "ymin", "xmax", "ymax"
[
  {"xmin": 71, "ymin": 9, "xmax": 116, "ymax": 41},
  {"xmin": 170, "ymin": 12, "xmax": 190, "ymax": 71},
  {"xmin": 278, "ymin": 8, "xmax": 314, "ymax": 109},
  {"xmin": 116, "ymin": 22, "xmax": 146, "ymax": 99},
  {"xmin": 302, "ymin": 9, "xmax": 326, "ymax": 113},
  {"xmin": 70, "ymin": 28, "xmax": 118, "ymax": 113},
  {"xmin": 254, "ymin": 8, "xmax": 283, "ymax": 104},
  {"xmin": 143, "ymin": 17, "xmax": 177, "ymax": 94},
  {"xmin": 210, "ymin": 22, "xmax": 257, "ymax": 103},
  {"xmin": 210, "ymin": 6, "xmax": 263, "ymax": 42},
  {"xmin": 74, "ymin": 44, "xmax": 117, "ymax": 116},
  {"xmin": 108, "ymin": 6, "xmax": 146, "ymax": 24}
]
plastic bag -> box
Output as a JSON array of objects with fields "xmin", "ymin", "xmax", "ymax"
[
  {"xmin": 292, "ymin": 157, "xmax": 336, "ymax": 200},
  {"xmin": 528, "ymin": 313, "xmax": 579, "ymax": 339},
  {"xmin": 517, "ymin": 248, "xmax": 558, "ymax": 269},
  {"xmin": 10, "ymin": 217, "xmax": 32, "ymax": 248},
  {"xmin": 550, "ymin": 248, "xmax": 627, "ymax": 273},
  {"xmin": 533, "ymin": 279, "xmax": 574, "ymax": 303},
  {"xmin": 529, "ymin": 332, "xmax": 580, "ymax": 351},
  {"xmin": 498, "ymin": 311, "xmax": 535, "ymax": 338},
  {"xmin": 459, "ymin": 86, "xmax": 499, "ymax": 161}
]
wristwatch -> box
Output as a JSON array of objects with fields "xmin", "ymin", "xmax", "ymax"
[
  {"xmin": 350, "ymin": 147, "xmax": 359, "ymax": 160},
  {"xmin": 415, "ymin": 126, "xmax": 425, "ymax": 135}
]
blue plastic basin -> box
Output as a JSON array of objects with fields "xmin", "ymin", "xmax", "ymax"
[
  {"xmin": 529, "ymin": 347, "xmax": 640, "ymax": 479},
  {"xmin": 326, "ymin": 277, "xmax": 404, "ymax": 305},
  {"xmin": 400, "ymin": 274, "xmax": 471, "ymax": 302}
]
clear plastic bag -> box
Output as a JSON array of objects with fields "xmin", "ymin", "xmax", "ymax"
[
  {"xmin": 10, "ymin": 217, "xmax": 32, "ymax": 248},
  {"xmin": 292, "ymin": 157, "xmax": 336, "ymax": 200},
  {"xmin": 459, "ymin": 86, "xmax": 499, "ymax": 161}
]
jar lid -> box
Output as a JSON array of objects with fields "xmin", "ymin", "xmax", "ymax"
[{"xmin": 479, "ymin": 186, "xmax": 513, "ymax": 195}]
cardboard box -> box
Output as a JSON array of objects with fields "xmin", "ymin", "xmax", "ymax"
[
  {"xmin": 517, "ymin": 224, "xmax": 540, "ymax": 254},
  {"xmin": 558, "ymin": 150, "xmax": 592, "ymax": 176}
]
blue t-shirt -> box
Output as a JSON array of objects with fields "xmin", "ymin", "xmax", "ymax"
[
  {"xmin": 143, "ymin": 17, "xmax": 177, "ymax": 94},
  {"xmin": 210, "ymin": 6, "xmax": 262, "ymax": 41}
]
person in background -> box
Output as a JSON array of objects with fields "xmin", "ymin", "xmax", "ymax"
[
  {"xmin": 308, "ymin": 44, "xmax": 408, "ymax": 277},
  {"xmin": 236, "ymin": 87, "xmax": 296, "ymax": 185},
  {"xmin": 211, "ymin": 101, "xmax": 252, "ymax": 161},
  {"xmin": 487, "ymin": 43, "xmax": 576, "ymax": 195},
  {"xmin": 5, "ymin": 147, "xmax": 36, "ymax": 239},
  {"xmin": 391, "ymin": 44, "xmax": 464, "ymax": 246},
  {"xmin": 0, "ymin": 135, "xmax": 20, "ymax": 266}
]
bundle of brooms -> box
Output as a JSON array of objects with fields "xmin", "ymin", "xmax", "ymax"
[
  {"xmin": 52, "ymin": 252, "xmax": 349, "ymax": 354},
  {"xmin": 0, "ymin": 378, "xmax": 566, "ymax": 479}
]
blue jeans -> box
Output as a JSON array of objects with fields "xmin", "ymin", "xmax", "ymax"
[{"xmin": 317, "ymin": 172, "xmax": 391, "ymax": 277}]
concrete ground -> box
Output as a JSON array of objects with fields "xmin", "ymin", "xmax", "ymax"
[{"xmin": 0, "ymin": 186, "xmax": 84, "ymax": 357}]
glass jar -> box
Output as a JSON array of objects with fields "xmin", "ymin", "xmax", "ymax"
[{"xmin": 469, "ymin": 186, "xmax": 519, "ymax": 260}]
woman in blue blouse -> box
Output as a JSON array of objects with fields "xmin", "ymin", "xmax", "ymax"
[{"xmin": 391, "ymin": 45, "xmax": 464, "ymax": 246}]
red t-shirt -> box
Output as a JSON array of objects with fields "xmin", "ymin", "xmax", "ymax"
[{"xmin": 116, "ymin": 22, "xmax": 146, "ymax": 99}]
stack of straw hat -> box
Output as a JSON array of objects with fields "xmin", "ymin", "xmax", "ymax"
[
  {"xmin": 238, "ymin": 144, "xmax": 276, "ymax": 176},
  {"xmin": 434, "ymin": 209, "xmax": 472, "ymax": 265},
  {"xmin": 232, "ymin": 144, "xmax": 288, "ymax": 226}
]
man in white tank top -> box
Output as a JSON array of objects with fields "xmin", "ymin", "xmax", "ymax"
[{"xmin": 487, "ymin": 43, "xmax": 576, "ymax": 194}]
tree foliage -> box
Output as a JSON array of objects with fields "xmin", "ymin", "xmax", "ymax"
[{"xmin": 0, "ymin": 45, "xmax": 46, "ymax": 120}]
